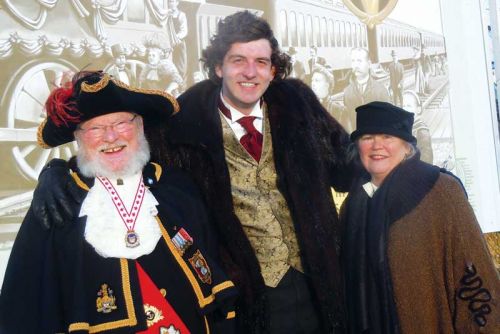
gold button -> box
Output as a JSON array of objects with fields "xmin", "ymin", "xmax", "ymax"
[{"xmin": 160, "ymin": 288, "xmax": 167, "ymax": 297}]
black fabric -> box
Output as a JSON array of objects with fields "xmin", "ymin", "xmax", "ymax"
[
  {"xmin": 266, "ymin": 268, "xmax": 322, "ymax": 334},
  {"xmin": 33, "ymin": 158, "xmax": 86, "ymax": 229},
  {"xmin": 351, "ymin": 101, "xmax": 416, "ymax": 144},
  {"xmin": 153, "ymin": 78, "xmax": 353, "ymax": 333},
  {"xmin": 0, "ymin": 164, "xmax": 237, "ymax": 334},
  {"xmin": 342, "ymin": 154, "xmax": 441, "ymax": 334}
]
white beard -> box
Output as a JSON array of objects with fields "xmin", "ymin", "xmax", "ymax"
[{"xmin": 76, "ymin": 131, "xmax": 151, "ymax": 179}]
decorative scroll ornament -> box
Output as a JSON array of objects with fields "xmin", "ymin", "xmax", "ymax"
[{"xmin": 342, "ymin": 0, "xmax": 399, "ymax": 29}]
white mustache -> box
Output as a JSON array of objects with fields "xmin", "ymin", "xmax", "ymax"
[{"xmin": 97, "ymin": 141, "xmax": 127, "ymax": 152}]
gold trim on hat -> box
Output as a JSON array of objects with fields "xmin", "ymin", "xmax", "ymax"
[
  {"xmin": 80, "ymin": 73, "xmax": 111, "ymax": 93},
  {"xmin": 37, "ymin": 118, "xmax": 51, "ymax": 149},
  {"xmin": 81, "ymin": 74, "xmax": 180, "ymax": 115}
]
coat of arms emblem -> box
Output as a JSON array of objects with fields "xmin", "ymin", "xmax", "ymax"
[
  {"xmin": 96, "ymin": 283, "xmax": 118, "ymax": 313},
  {"xmin": 188, "ymin": 250, "xmax": 212, "ymax": 284}
]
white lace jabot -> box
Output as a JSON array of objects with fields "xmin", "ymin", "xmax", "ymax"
[{"xmin": 79, "ymin": 172, "xmax": 161, "ymax": 259}]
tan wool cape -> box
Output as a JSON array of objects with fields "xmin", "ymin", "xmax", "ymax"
[{"xmin": 387, "ymin": 173, "xmax": 500, "ymax": 333}]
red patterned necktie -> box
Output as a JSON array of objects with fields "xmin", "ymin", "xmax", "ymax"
[
  {"xmin": 237, "ymin": 116, "xmax": 263, "ymax": 162},
  {"xmin": 218, "ymin": 96, "xmax": 263, "ymax": 162}
]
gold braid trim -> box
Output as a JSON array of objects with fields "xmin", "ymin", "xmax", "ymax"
[
  {"xmin": 67, "ymin": 260, "xmax": 137, "ymax": 333},
  {"xmin": 80, "ymin": 74, "xmax": 180, "ymax": 115},
  {"xmin": 158, "ymin": 217, "xmax": 233, "ymax": 309},
  {"xmin": 204, "ymin": 316, "xmax": 210, "ymax": 334},
  {"xmin": 37, "ymin": 118, "xmax": 51, "ymax": 149},
  {"xmin": 212, "ymin": 281, "xmax": 235, "ymax": 295},
  {"xmin": 151, "ymin": 162, "xmax": 162, "ymax": 181},
  {"xmin": 112, "ymin": 77, "xmax": 180, "ymax": 115},
  {"xmin": 80, "ymin": 74, "xmax": 110, "ymax": 93},
  {"xmin": 68, "ymin": 322, "xmax": 89, "ymax": 331},
  {"xmin": 70, "ymin": 171, "xmax": 90, "ymax": 191}
]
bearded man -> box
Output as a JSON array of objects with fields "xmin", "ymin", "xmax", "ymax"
[{"xmin": 0, "ymin": 71, "xmax": 236, "ymax": 334}]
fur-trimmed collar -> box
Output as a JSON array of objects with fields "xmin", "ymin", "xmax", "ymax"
[{"xmin": 161, "ymin": 78, "xmax": 351, "ymax": 333}]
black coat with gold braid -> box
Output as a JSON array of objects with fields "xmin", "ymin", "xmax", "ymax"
[{"xmin": 0, "ymin": 162, "xmax": 237, "ymax": 334}]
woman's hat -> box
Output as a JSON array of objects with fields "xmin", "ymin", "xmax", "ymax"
[
  {"xmin": 38, "ymin": 71, "xmax": 179, "ymax": 148},
  {"xmin": 350, "ymin": 101, "xmax": 416, "ymax": 143},
  {"xmin": 311, "ymin": 63, "xmax": 335, "ymax": 84}
]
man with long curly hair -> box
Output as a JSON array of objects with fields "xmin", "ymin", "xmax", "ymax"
[{"xmin": 32, "ymin": 11, "xmax": 352, "ymax": 333}]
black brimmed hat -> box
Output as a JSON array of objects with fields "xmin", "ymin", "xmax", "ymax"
[
  {"xmin": 38, "ymin": 71, "xmax": 179, "ymax": 148},
  {"xmin": 350, "ymin": 101, "xmax": 416, "ymax": 144}
]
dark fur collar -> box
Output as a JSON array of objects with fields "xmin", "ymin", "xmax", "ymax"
[{"xmin": 164, "ymin": 78, "xmax": 350, "ymax": 333}]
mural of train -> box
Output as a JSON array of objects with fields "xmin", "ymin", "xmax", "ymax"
[{"xmin": 0, "ymin": 0, "xmax": 447, "ymax": 218}]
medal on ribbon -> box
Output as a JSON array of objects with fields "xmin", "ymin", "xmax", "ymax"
[{"xmin": 98, "ymin": 176, "xmax": 145, "ymax": 248}]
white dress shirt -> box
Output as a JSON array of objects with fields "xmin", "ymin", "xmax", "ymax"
[{"xmin": 219, "ymin": 92, "xmax": 263, "ymax": 140}]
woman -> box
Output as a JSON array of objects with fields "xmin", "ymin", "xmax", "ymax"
[
  {"xmin": 310, "ymin": 64, "xmax": 347, "ymax": 126},
  {"xmin": 342, "ymin": 101, "xmax": 499, "ymax": 333},
  {"xmin": 412, "ymin": 45, "xmax": 426, "ymax": 95}
]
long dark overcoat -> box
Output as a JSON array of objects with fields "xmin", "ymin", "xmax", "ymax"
[{"xmin": 148, "ymin": 78, "xmax": 352, "ymax": 333}]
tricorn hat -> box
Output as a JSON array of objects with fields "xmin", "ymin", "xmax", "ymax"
[
  {"xmin": 38, "ymin": 71, "xmax": 179, "ymax": 148},
  {"xmin": 350, "ymin": 101, "xmax": 416, "ymax": 144}
]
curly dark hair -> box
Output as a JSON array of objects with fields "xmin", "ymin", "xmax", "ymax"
[{"xmin": 201, "ymin": 11, "xmax": 291, "ymax": 84}]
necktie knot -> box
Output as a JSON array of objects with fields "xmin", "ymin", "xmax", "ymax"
[
  {"xmin": 237, "ymin": 116, "xmax": 262, "ymax": 162},
  {"xmin": 237, "ymin": 116, "xmax": 258, "ymax": 134}
]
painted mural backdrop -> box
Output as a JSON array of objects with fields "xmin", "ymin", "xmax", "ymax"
[{"xmin": 0, "ymin": 0, "xmax": 489, "ymax": 282}]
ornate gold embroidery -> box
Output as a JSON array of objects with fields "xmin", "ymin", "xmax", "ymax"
[
  {"xmin": 96, "ymin": 284, "xmax": 117, "ymax": 313},
  {"xmin": 144, "ymin": 304, "xmax": 164, "ymax": 327}
]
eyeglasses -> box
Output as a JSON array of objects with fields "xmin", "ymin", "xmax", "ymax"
[{"xmin": 77, "ymin": 114, "xmax": 139, "ymax": 138}]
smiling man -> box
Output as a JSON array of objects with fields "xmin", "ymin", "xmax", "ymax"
[
  {"xmin": 0, "ymin": 71, "xmax": 236, "ymax": 333},
  {"xmin": 32, "ymin": 12, "xmax": 353, "ymax": 333},
  {"xmin": 164, "ymin": 11, "xmax": 352, "ymax": 333},
  {"xmin": 342, "ymin": 47, "xmax": 389, "ymax": 133}
]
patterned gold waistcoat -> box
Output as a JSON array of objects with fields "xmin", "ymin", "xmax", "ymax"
[{"xmin": 220, "ymin": 109, "xmax": 302, "ymax": 287}]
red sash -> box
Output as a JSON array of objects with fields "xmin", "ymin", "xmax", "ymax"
[{"xmin": 136, "ymin": 262, "xmax": 190, "ymax": 333}]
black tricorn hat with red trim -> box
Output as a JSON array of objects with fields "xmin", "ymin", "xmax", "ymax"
[{"xmin": 38, "ymin": 70, "xmax": 179, "ymax": 148}]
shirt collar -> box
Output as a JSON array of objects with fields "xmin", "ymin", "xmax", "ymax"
[
  {"xmin": 362, "ymin": 181, "xmax": 378, "ymax": 198},
  {"xmin": 219, "ymin": 92, "xmax": 263, "ymax": 124}
]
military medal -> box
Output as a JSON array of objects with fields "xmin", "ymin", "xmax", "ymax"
[
  {"xmin": 171, "ymin": 228, "xmax": 193, "ymax": 255},
  {"xmin": 97, "ymin": 176, "xmax": 145, "ymax": 248}
]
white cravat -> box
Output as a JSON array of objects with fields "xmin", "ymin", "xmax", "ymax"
[{"xmin": 80, "ymin": 172, "xmax": 161, "ymax": 259}]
